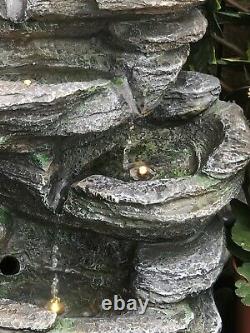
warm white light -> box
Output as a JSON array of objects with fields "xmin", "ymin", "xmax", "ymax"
[
  {"xmin": 138, "ymin": 165, "xmax": 149, "ymax": 176},
  {"xmin": 47, "ymin": 297, "xmax": 65, "ymax": 315},
  {"xmin": 23, "ymin": 80, "xmax": 32, "ymax": 86}
]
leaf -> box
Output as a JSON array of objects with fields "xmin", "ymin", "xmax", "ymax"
[
  {"xmin": 210, "ymin": 46, "xmax": 217, "ymax": 65},
  {"xmin": 218, "ymin": 11, "xmax": 250, "ymax": 19},
  {"xmin": 236, "ymin": 280, "xmax": 250, "ymax": 297},
  {"xmin": 235, "ymin": 280, "xmax": 250, "ymax": 306},
  {"xmin": 237, "ymin": 263, "xmax": 250, "ymax": 281},
  {"xmin": 220, "ymin": 58, "xmax": 250, "ymax": 64},
  {"xmin": 235, "ymin": 263, "xmax": 250, "ymax": 306},
  {"xmin": 231, "ymin": 199, "xmax": 250, "ymax": 251},
  {"xmin": 207, "ymin": 0, "xmax": 221, "ymax": 11}
]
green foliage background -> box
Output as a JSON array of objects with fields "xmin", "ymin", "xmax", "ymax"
[
  {"xmin": 187, "ymin": 0, "xmax": 250, "ymax": 118},
  {"xmin": 192, "ymin": 0, "xmax": 250, "ymax": 308}
]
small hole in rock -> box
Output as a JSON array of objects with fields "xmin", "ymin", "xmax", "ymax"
[{"xmin": 0, "ymin": 256, "xmax": 20, "ymax": 276}]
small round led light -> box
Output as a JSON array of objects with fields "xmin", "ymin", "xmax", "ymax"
[
  {"xmin": 138, "ymin": 165, "xmax": 149, "ymax": 177},
  {"xmin": 23, "ymin": 80, "xmax": 32, "ymax": 86},
  {"xmin": 47, "ymin": 297, "xmax": 65, "ymax": 315}
]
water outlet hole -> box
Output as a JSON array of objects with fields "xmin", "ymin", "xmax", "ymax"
[{"xmin": 0, "ymin": 255, "xmax": 21, "ymax": 276}]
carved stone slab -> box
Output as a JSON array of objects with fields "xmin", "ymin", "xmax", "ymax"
[
  {"xmin": 1, "ymin": 0, "xmax": 207, "ymax": 22},
  {"xmin": 48, "ymin": 291, "xmax": 221, "ymax": 333},
  {"xmin": 0, "ymin": 299, "xmax": 56, "ymax": 331},
  {"xmin": 134, "ymin": 219, "xmax": 228, "ymax": 304},
  {"xmin": 0, "ymin": 210, "xmax": 134, "ymax": 316},
  {"xmin": 151, "ymin": 71, "xmax": 221, "ymax": 120},
  {"xmin": 0, "ymin": 78, "xmax": 137, "ymax": 136},
  {"xmin": 0, "ymin": 292, "xmax": 221, "ymax": 333},
  {"xmin": 96, "ymin": 0, "xmax": 206, "ymax": 12},
  {"xmin": 110, "ymin": 9, "xmax": 207, "ymax": 53}
]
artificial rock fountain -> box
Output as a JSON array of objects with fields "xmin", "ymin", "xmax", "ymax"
[{"xmin": 0, "ymin": 0, "xmax": 249, "ymax": 332}]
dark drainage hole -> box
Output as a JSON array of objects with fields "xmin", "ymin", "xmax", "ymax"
[{"xmin": 0, "ymin": 256, "xmax": 20, "ymax": 276}]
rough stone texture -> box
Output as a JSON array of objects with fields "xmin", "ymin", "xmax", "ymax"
[
  {"xmin": 96, "ymin": 0, "xmax": 206, "ymax": 12},
  {"xmin": 63, "ymin": 100, "xmax": 250, "ymax": 241},
  {"xmin": 64, "ymin": 173, "xmax": 242, "ymax": 241},
  {"xmin": 0, "ymin": 0, "xmax": 207, "ymax": 22},
  {"xmin": 110, "ymin": 9, "xmax": 207, "ymax": 53},
  {"xmin": 0, "ymin": 77, "xmax": 137, "ymax": 136},
  {"xmin": 202, "ymin": 101, "xmax": 250, "ymax": 179},
  {"xmin": 49, "ymin": 291, "xmax": 220, "ymax": 333},
  {"xmin": 0, "ymin": 19, "xmax": 106, "ymax": 38},
  {"xmin": 0, "ymin": 124, "xmax": 132, "ymax": 213},
  {"xmin": 0, "ymin": 292, "xmax": 221, "ymax": 333},
  {"xmin": 188, "ymin": 291, "xmax": 222, "ymax": 333},
  {"xmin": 0, "ymin": 2, "xmax": 248, "ymax": 333},
  {"xmin": 151, "ymin": 71, "xmax": 221, "ymax": 120},
  {"xmin": 3, "ymin": 0, "xmax": 25, "ymax": 22},
  {"xmin": 0, "ymin": 37, "xmax": 113, "ymax": 72},
  {"xmin": 0, "ymin": 210, "xmax": 134, "ymax": 317},
  {"xmin": 0, "ymin": 299, "xmax": 57, "ymax": 331},
  {"xmin": 117, "ymin": 45, "xmax": 190, "ymax": 110},
  {"xmin": 133, "ymin": 219, "xmax": 228, "ymax": 304},
  {"xmin": 67, "ymin": 304, "xmax": 195, "ymax": 333}
]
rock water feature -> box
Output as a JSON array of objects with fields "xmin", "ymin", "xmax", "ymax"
[{"xmin": 0, "ymin": 0, "xmax": 249, "ymax": 332}]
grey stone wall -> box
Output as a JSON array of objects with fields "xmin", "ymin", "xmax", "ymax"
[{"xmin": 0, "ymin": 0, "xmax": 249, "ymax": 332}]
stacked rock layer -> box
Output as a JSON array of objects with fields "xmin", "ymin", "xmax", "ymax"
[{"xmin": 0, "ymin": 0, "xmax": 249, "ymax": 332}]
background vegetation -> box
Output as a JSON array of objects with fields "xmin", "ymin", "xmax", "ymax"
[{"xmin": 188, "ymin": 2, "xmax": 250, "ymax": 332}]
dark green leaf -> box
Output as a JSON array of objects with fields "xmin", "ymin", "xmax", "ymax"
[{"xmin": 231, "ymin": 200, "xmax": 250, "ymax": 251}]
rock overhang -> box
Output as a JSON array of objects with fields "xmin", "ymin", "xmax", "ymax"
[
  {"xmin": 1, "ymin": 0, "xmax": 207, "ymax": 22},
  {"xmin": 63, "ymin": 100, "xmax": 250, "ymax": 241}
]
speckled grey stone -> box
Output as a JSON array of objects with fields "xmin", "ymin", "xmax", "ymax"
[
  {"xmin": 0, "ymin": 77, "xmax": 137, "ymax": 136},
  {"xmin": 0, "ymin": 37, "xmax": 113, "ymax": 71},
  {"xmin": 5, "ymin": 0, "xmax": 25, "ymax": 22},
  {"xmin": 188, "ymin": 291, "xmax": 222, "ymax": 333},
  {"xmin": 0, "ymin": 210, "xmax": 134, "ymax": 316},
  {"xmin": 202, "ymin": 101, "xmax": 250, "ymax": 179},
  {"xmin": 0, "ymin": 3, "xmax": 247, "ymax": 333},
  {"xmin": 63, "ymin": 100, "xmax": 250, "ymax": 241},
  {"xmin": 109, "ymin": 9, "xmax": 207, "ymax": 53},
  {"xmin": 96, "ymin": 0, "xmax": 206, "ymax": 12},
  {"xmin": 0, "ymin": 299, "xmax": 57, "ymax": 331},
  {"xmin": 133, "ymin": 219, "xmax": 228, "ymax": 304},
  {"xmin": 0, "ymin": 0, "xmax": 207, "ymax": 22},
  {"xmin": 64, "ymin": 173, "xmax": 242, "ymax": 241},
  {"xmin": 47, "ymin": 291, "xmax": 220, "ymax": 333},
  {"xmin": 0, "ymin": 18, "xmax": 106, "ymax": 38},
  {"xmin": 117, "ymin": 45, "xmax": 190, "ymax": 110},
  {"xmin": 151, "ymin": 71, "xmax": 221, "ymax": 120}
]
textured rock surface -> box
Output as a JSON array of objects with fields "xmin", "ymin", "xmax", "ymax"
[
  {"xmin": 64, "ymin": 173, "xmax": 242, "ymax": 241},
  {"xmin": 0, "ymin": 18, "xmax": 107, "ymax": 39},
  {"xmin": 134, "ymin": 219, "xmax": 228, "ymax": 303},
  {"xmin": 188, "ymin": 291, "xmax": 222, "ymax": 333},
  {"xmin": 202, "ymin": 101, "xmax": 250, "ymax": 179},
  {"xmin": 0, "ymin": 2, "xmax": 248, "ymax": 333},
  {"xmin": 110, "ymin": 9, "xmax": 207, "ymax": 53},
  {"xmin": 96, "ymin": 0, "xmax": 206, "ymax": 11},
  {"xmin": 0, "ymin": 77, "xmax": 137, "ymax": 136},
  {"xmin": 117, "ymin": 45, "xmax": 190, "ymax": 110},
  {"xmin": 0, "ymin": 37, "xmax": 113, "ymax": 71},
  {"xmin": 0, "ymin": 293, "xmax": 221, "ymax": 333},
  {"xmin": 0, "ymin": 0, "xmax": 207, "ymax": 22},
  {"xmin": 63, "ymin": 100, "xmax": 250, "ymax": 241},
  {"xmin": 151, "ymin": 71, "xmax": 221, "ymax": 120},
  {"xmin": 0, "ymin": 299, "xmax": 57, "ymax": 331},
  {"xmin": 47, "ymin": 291, "xmax": 220, "ymax": 333},
  {"xmin": 0, "ymin": 209, "xmax": 134, "ymax": 316}
]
